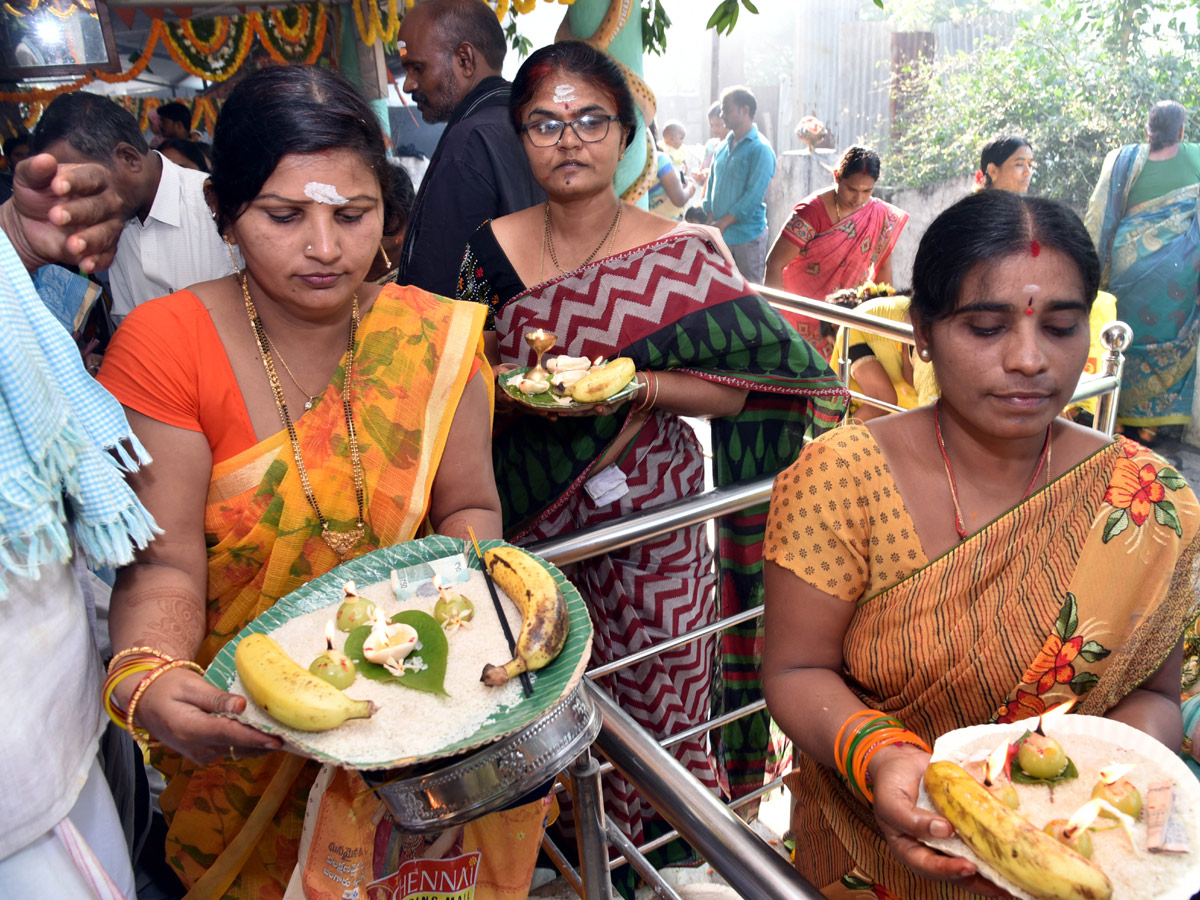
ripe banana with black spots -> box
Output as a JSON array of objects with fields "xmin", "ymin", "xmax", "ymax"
[
  {"xmin": 480, "ymin": 547, "xmax": 569, "ymax": 686},
  {"xmin": 235, "ymin": 633, "xmax": 376, "ymax": 732},
  {"xmin": 571, "ymin": 357, "xmax": 636, "ymax": 403},
  {"xmin": 924, "ymin": 761, "xmax": 1112, "ymax": 900}
]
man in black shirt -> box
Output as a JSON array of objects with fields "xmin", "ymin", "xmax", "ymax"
[{"xmin": 397, "ymin": 0, "xmax": 544, "ymax": 296}]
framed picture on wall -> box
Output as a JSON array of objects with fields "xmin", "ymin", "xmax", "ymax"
[{"xmin": 0, "ymin": 0, "xmax": 121, "ymax": 81}]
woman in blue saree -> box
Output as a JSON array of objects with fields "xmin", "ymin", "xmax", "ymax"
[{"xmin": 1085, "ymin": 100, "xmax": 1200, "ymax": 442}]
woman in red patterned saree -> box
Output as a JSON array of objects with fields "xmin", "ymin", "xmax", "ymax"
[
  {"xmin": 763, "ymin": 191, "xmax": 1200, "ymax": 899},
  {"xmin": 457, "ymin": 41, "xmax": 847, "ymax": 853},
  {"xmin": 764, "ymin": 146, "xmax": 908, "ymax": 359}
]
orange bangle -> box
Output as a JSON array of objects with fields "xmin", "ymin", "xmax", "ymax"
[
  {"xmin": 851, "ymin": 727, "xmax": 908, "ymax": 794},
  {"xmin": 125, "ymin": 658, "xmax": 204, "ymax": 751},
  {"xmin": 834, "ymin": 710, "xmax": 887, "ymax": 773},
  {"xmin": 854, "ymin": 731, "xmax": 932, "ymax": 804}
]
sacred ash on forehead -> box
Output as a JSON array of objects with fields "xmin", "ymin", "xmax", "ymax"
[
  {"xmin": 552, "ymin": 83, "xmax": 578, "ymax": 106},
  {"xmin": 305, "ymin": 182, "xmax": 350, "ymax": 205}
]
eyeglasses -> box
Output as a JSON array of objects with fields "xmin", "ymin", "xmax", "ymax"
[{"xmin": 521, "ymin": 114, "xmax": 621, "ymax": 147}]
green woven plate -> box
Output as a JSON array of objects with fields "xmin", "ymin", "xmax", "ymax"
[
  {"xmin": 499, "ymin": 365, "xmax": 639, "ymax": 409},
  {"xmin": 205, "ymin": 535, "xmax": 592, "ymax": 770}
]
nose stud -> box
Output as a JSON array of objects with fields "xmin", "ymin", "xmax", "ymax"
[{"xmin": 306, "ymin": 245, "xmax": 312, "ymax": 252}]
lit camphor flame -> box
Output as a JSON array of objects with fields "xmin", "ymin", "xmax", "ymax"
[
  {"xmin": 343, "ymin": 580, "xmax": 358, "ymax": 597},
  {"xmin": 1067, "ymin": 798, "xmax": 1138, "ymax": 847},
  {"xmin": 593, "ymin": 356, "xmax": 606, "ymax": 367},
  {"xmin": 533, "ymin": 329, "xmax": 546, "ymax": 340},
  {"xmin": 1066, "ymin": 799, "xmax": 1104, "ymax": 836},
  {"xmin": 1098, "ymin": 763, "xmax": 1136, "ymax": 786},
  {"xmin": 1035, "ymin": 698, "xmax": 1077, "ymax": 734},
  {"xmin": 324, "ymin": 619, "xmax": 336, "ymax": 652},
  {"xmin": 432, "ymin": 573, "xmax": 450, "ymax": 602},
  {"xmin": 985, "ymin": 742, "xmax": 1009, "ymax": 785}
]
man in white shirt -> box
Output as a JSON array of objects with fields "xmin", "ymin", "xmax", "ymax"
[{"xmin": 32, "ymin": 92, "xmax": 236, "ymax": 321}]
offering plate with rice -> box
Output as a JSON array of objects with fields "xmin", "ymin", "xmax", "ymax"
[
  {"xmin": 916, "ymin": 714, "xmax": 1200, "ymax": 900},
  {"xmin": 205, "ymin": 535, "xmax": 592, "ymax": 770},
  {"xmin": 499, "ymin": 365, "xmax": 639, "ymax": 411}
]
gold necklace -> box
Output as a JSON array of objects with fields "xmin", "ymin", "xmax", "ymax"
[
  {"xmin": 240, "ymin": 272, "xmax": 366, "ymax": 560},
  {"xmin": 543, "ymin": 201, "xmax": 623, "ymax": 274},
  {"xmin": 264, "ymin": 333, "xmax": 319, "ymax": 410},
  {"xmin": 834, "ymin": 194, "xmax": 844, "ymax": 222}
]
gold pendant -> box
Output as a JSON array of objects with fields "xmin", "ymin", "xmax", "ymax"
[{"xmin": 322, "ymin": 526, "xmax": 364, "ymax": 560}]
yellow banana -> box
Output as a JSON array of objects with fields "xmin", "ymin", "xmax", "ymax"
[
  {"xmin": 571, "ymin": 357, "xmax": 636, "ymax": 403},
  {"xmin": 480, "ymin": 546, "xmax": 569, "ymax": 686},
  {"xmin": 235, "ymin": 633, "xmax": 376, "ymax": 732},
  {"xmin": 924, "ymin": 761, "xmax": 1112, "ymax": 900}
]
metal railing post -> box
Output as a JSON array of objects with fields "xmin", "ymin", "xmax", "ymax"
[
  {"xmin": 1093, "ymin": 322, "xmax": 1133, "ymax": 437},
  {"xmin": 569, "ymin": 750, "xmax": 614, "ymax": 900},
  {"xmin": 586, "ymin": 684, "xmax": 824, "ymax": 900}
]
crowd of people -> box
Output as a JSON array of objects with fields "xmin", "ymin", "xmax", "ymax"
[{"xmin": 0, "ymin": 1, "xmax": 1197, "ymax": 899}]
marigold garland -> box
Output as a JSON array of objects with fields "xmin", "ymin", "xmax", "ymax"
[
  {"xmin": 351, "ymin": 0, "xmax": 399, "ymax": 46},
  {"xmin": 161, "ymin": 14, "xmax": 253, "ymax": 82},
  {"xmin": 253, "ymin": 4, "xmax": 327, "ymax": 66}
]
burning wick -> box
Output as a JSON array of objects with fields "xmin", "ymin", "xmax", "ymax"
[
  {"xmin": 1045, "ymin": 800, "xmax": 1101, "ymax": 859},
  {"xmin": 309, "ymin": 620, "xmax": 357, "ymax": 690},
  {"xmin": 1018, "ymin": 699, "xmax": 1075, "ymax": 778},
  {"xmin": 432, "ymin": 574, "xmax": 451, "ymax": 603},
  {"xmin": 593, "ymin": 356, "xmax": 606, "ymax": 367},
  {"xmin": 967, "ymin": 741, "xmax": 1019, "ymax": 809},
  {"xmin": 1092, "ymin": 764, "xmax": 1142, "ymax": 819}
]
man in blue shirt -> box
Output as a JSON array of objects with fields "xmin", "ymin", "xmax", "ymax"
[{"xmin": 703, "ymin": 86, "xmax": 776, "ymax": 282}]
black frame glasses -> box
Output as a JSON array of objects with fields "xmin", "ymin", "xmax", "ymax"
[{"xmin": 521, "ymin": 114, "xmax": 621, "ymax": 147}]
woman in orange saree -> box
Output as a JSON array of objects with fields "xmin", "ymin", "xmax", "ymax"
[
  {"xmin": 98, "ymin": 67, "xmax": 514, "ymax": 899},
  {"xmin": 762, "ymin": 191, "xmax": 1200, "ymax": 899},
  {"xmin": 764, "ymin": 146, "xmax": 908, "ymax": 360}
]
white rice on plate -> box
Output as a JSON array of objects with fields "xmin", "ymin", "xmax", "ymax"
[
  {"xmin": 229, "ymin": 571, "xmax": 525, "ymax": 766},
  {"xmin": 916, "ymin": 717, "xmax": 1200, "ymax": 900}
]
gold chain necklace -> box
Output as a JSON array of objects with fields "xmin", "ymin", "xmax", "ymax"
[
  {"xmin": 834, "ymin": 193, "xmax": 844, "ymax": 223},
  {"xmin": 264, "ymin": 333, "xmax": 318, "ymax": 410},
  {"xmin": 543, "ymin": 201, "xmax": 623, "ymax": 274},
  {"xmin": 240, "ymin": 272, "xmax": 366, "ymax": 560}
]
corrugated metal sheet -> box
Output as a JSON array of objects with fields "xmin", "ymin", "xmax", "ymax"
[
  {"xmin": 792, "ymin": 0, "xmax": 859, "ymax": 136},
  {"xmin": 836, "ymin": 21, "xmax": 893, "ymax": 147},
  {"xmin": 933, "ymin": 12, "xmax": 1017, "ymax": 60}
]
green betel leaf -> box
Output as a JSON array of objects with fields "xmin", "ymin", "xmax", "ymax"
[
  {"xmin": 1011, "ymin": 754, "xmax": 1079, "ymax": 786},
  {"xmin": 344, "ymin": 611, "xmax": 449, "ymax": 696},
  {"xmin": 1102, "ymin": 508, "xmax": 1129, "ymax": 543},
  {"xmin": 1154, "ymin": 499, "xmax": 1183, "ymax": 538}
]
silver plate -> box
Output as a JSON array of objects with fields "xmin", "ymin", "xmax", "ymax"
[{"xmin": 365, "ymin": 682, "xmax": 600, "ymax": 832}]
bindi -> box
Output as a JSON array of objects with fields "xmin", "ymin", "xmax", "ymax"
[
  {"xmin": 1025, "ymin": 296, "xmax": 1035, "ymax": 316},
  {"xmin": 1030, "ymin": 240, "xmax": 1041, "ymax": 257}
]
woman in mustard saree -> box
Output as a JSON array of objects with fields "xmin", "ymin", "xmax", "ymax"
[
  {"xmin": 763, "ymin": 191, "xmax": 1200, "ymax": 899},
  {"xmin": 98, "ymin": 67, "xmax": 521, "ymax": 900}
]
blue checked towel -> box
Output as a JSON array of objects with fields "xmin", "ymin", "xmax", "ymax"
[{"xmin": 0, "ymin": 230, "xmax": 158, "ymax": 596}]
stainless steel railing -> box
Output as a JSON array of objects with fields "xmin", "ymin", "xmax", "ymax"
[
  {"xmin": 757, "ymin": 285, "xmax": 1134, "ymax": 436},
  {"xmin": 530, "ymin": 285, "xmax": 1133, "ymax": 900}
]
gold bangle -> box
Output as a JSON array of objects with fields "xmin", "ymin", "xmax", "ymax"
[
  {"xmin": 102, "ymin": 660, "xmax": 160, "ymax": 726},
  {"xmin": 647, "ymin": 371, "xmax": 662, "ymax": 411},
  {"xmin": 107, "ymin": 646, "xmax": 174, "ymax": 673},
  {"xmin": 125, "ymin": 658, "xmax": 205, "ymax": 750}
]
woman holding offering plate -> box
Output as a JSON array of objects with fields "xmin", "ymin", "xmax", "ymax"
[
  {"xmin": 96, "ymin": 67, "xmax": 546, "ymax": 899},
  {"xmin": 763, "ymin": 190, "xmax": 1200, "ymax": 899},
  {"xmin": 456, "ymin": 40, "xmax": 846, "ymax": 847}
]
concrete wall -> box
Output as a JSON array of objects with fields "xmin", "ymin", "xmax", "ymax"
[{"xmin": 765, "ymin": 149, "xmax": 970, "ymax": 288}]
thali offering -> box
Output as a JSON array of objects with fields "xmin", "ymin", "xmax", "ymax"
[
  {"xmin": 500, "ymin": 354, "xmax": 640, "ymax": 410},
  {"xmin": 916, "ymin": 708, "xmax": 1200, "ymax": 900},
  {"xmin": 205, "ymin": 535, "xmax": 592, "ymax": 769}
]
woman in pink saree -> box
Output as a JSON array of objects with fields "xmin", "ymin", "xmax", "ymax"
[{"xmin": 765, "ymin": 146, "xmax": 908, "ymax": 359}]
